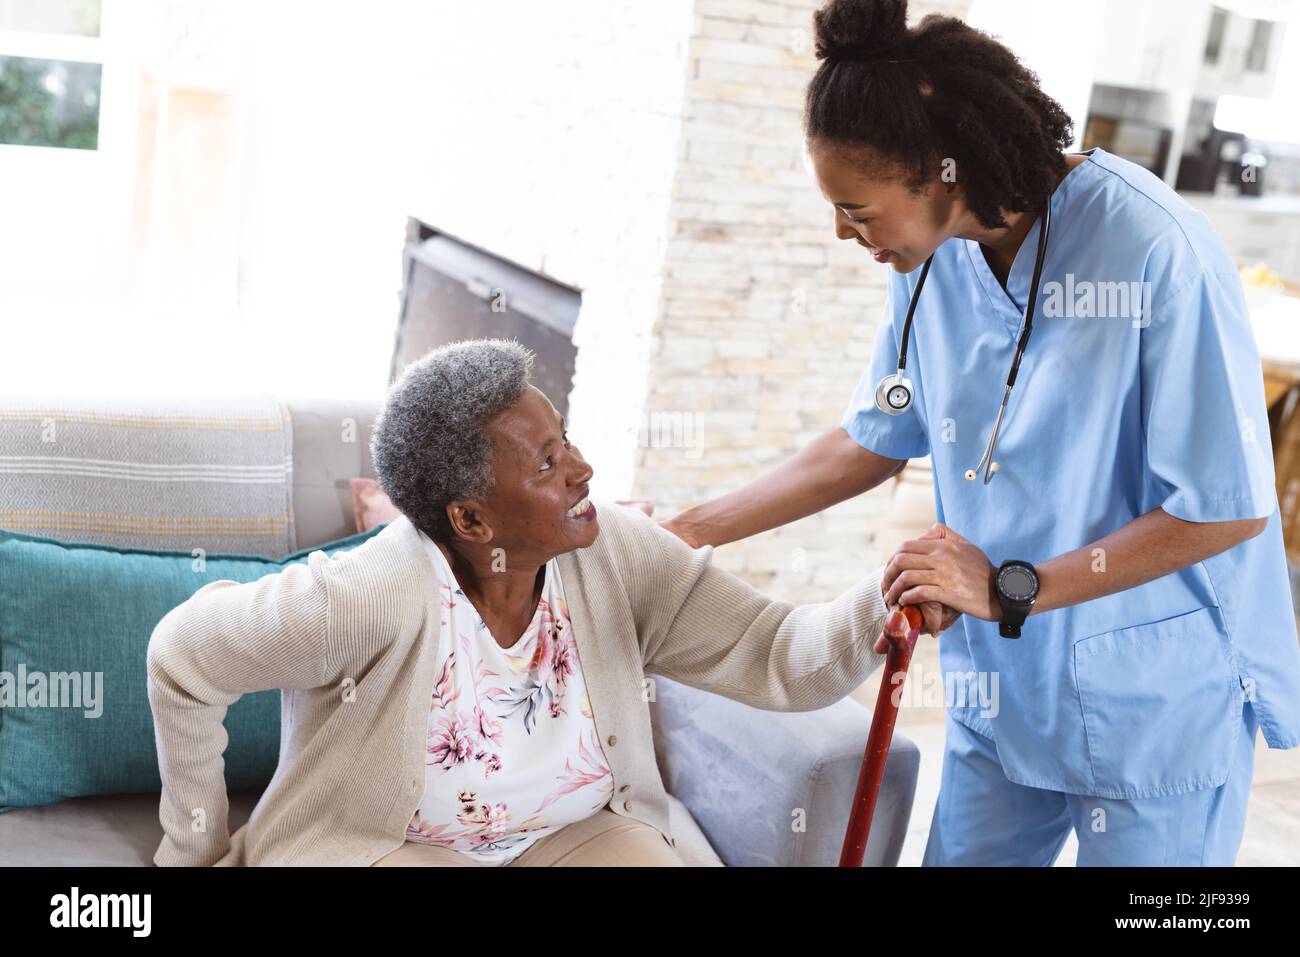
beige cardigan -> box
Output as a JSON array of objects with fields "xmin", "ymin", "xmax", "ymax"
[{"xmin": 146, "ymin": 499, "xmax": 889, "ymax": 866}]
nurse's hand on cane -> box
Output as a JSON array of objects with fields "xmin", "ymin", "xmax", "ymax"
[
  {"xmin": 873, "ymin": 524, "xmax": 963, "ymax": 654},
  {"xmin": 882, "ymin": 522, "xmax": 1001, "ymax": 621}
]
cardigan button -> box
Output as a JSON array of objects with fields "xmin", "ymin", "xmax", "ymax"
[
  {"xmin": 607, "ymin": 734, "xmax": 617, "ymax": 747},
  {"xmin": 619, "ymin": 784, "xmax": 630, "ymax": 793},
  {"xmin": 623, "ymin": 800, "xmax": 633, "ymax": 812}
]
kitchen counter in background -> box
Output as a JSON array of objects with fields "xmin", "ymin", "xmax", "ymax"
[
  {"xmin": 1253, "ymin": 292, "xmax": 1300, "ymax": 369},
  {"xmin": 1183, "ymin": 191, "xmax": 1300, "ymax": 286}
]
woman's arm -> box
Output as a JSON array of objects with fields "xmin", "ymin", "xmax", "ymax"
[
  {"xmin": 146, "ymin": 554, "xmax": 334, "ymax": 866},
  {"xmin": 661, "ymin": 426, "xmax": 907, "ymax": 548},
  {"xmin": 881, "ymin": 509, "xmax": 1269, "ymax": 619},
  {"xmin": 605, "ymin": 503, "xmax": 890, "ymax": 711}
]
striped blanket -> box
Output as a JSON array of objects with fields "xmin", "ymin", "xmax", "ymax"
[{"xmin": 0, "ymin": 396, "xmax": 295, "ymax": 558}]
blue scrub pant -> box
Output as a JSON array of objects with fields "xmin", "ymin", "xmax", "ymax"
[{"xmin": 922, "ymin": 704, "xmax": 1258, "ymax": 866}]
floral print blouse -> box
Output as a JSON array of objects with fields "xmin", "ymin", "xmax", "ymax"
[{"xmin": 405, "ymin": 532, "xmax": 613, "ymax": 865}]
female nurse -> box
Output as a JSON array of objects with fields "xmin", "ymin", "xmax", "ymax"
[{"xmin": 662, "ymin": 0, "xmax": 1300, "ymax": 866}]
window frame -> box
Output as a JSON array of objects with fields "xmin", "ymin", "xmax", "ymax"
[{"xmin": 0, "ymin": 6, "xmax": 107, "ymax": 155}]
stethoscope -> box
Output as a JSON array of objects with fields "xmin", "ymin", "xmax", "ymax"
[{"xmin": 873, "ymin": 195, "xmax": 1053, "ymax": 484}]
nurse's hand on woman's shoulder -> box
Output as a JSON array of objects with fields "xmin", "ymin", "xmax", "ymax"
[{"xmin": 881, "ymin": 523, "xmax": 1000, "ymax": 624}]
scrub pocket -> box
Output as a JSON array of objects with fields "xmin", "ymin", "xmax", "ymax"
[{"xmin": 1072, "ymin": 605, "xmax": 1243, "ymax": 799}]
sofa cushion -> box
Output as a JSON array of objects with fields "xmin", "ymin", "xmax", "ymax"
[
  {"xmin": 650, "ymin": 674, "xmax": 919, "ymax": 866},
  {"xmin": 0, "ymin": 788, "xmax": 265, "ymax": 866},
  {"xmin": 0, "ymin": 790, "xmax": 721, "ymax": 866},
  {"xmin": 0, "ymin": 525, "xmax": 384, "ymax": 812}
]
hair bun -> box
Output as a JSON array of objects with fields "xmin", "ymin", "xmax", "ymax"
[{"xmin": 812, "ymin": 0, "xmax": 909, "ymax": 61}]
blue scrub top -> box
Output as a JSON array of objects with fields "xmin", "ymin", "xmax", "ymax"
[{"xmin": 842, "ymin": 148, "xmax": 1300, "ymax": 799}]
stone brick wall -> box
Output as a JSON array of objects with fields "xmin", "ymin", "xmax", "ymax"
[{"xmin": 635, "ymin": 0, "xmax": 969, "ymax": 599}]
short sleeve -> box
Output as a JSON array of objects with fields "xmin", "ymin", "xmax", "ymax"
[
  {"xmin": 1141, "ymin": 268, "xmax": 1277, "ymax": 522},
  {"xmin": 840, "ymin": 285, "xmax": 930, "ymax": 460}
]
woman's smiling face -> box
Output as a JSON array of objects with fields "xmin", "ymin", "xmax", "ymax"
[
  {"xmin": 457, "ymin": 386, "xmax": 599, "ymax": 563},
  {"xmin": 806, "ymin": 140, "xmax": 962, "ymax": 275}
]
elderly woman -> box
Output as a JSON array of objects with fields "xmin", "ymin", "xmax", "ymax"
[{"xmin": 147, "ymin": 338, "xmax": 939, "ymax": 867}]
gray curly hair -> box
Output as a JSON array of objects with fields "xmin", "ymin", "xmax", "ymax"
[{"xmin": 370, "ymin": 338, "xmax": 536, "ymax": 542}]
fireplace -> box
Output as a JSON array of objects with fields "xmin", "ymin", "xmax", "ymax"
[{"xmin": 391, "ymin": 218, "xmax": 582, "ymax": 419}]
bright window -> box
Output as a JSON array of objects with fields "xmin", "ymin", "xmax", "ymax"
[{"xmin": 0, "ymin": 0, "xmax": 103, "ymax": 149}]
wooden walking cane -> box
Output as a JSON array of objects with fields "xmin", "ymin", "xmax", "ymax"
[{"xmin": 838, "ymin": 604, "xmax": 923, "ymax": 867}]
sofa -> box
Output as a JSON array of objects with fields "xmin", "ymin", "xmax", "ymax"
[{"xmin": 0, "ymin": 395, "xmax": 918, "ymax": 866}]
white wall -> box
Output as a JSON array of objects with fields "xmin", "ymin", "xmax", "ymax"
[
  {"xmin": 0, "ymin": 0, "xmax": 451, "ymax": 401},
  {"xmin": 965, "ymin": 0, "xmax": 1098, "ymax": 150},
  {"xmin": 405, "ymin": 0, "xmax": 696, "ymax": 499}
]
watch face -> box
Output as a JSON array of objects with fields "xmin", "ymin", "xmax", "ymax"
[{"xmin": 998, "ymin": 566, "xmax": 1037, "ymax": 602}]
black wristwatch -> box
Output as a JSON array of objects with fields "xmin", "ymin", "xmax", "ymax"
[{"xmin": 994, "ymin": 560, "xmax": 1039, "ymax": 639}]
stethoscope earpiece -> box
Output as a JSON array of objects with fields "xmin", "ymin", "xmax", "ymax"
[{"xmin": 966, "ymin": 462, "xmax": 1001, "ymax": 482}]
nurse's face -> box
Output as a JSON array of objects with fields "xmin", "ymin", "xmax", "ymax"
[{"xmin": 807, "ymin": 140, "xmax": 963, "ymax": 274}]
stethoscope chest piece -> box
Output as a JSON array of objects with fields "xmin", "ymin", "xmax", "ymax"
[
  {"xmin": 868, "ymin": 193, "xmax": 1054, "ymax": 486},
  {"xmin": 874, "ymin": 371, "xmax": 915, "ymax": 415}
]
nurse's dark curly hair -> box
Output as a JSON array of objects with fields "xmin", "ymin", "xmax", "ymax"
[{"xmin": 804, "ymin": 0, "xmax": 1074, "ymax": 229}]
